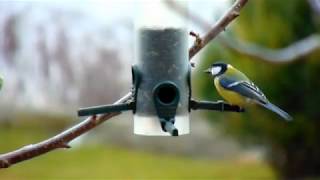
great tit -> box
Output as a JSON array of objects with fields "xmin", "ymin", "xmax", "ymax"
[{"xmin": 204, "ymin": 62, "xmax": 292, "ymax": 121}]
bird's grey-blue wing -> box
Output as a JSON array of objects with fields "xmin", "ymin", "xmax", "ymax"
[
  {"xmin": 219, "ymin": 76, "xmax": 292, "ymax": 121},
  {"xmin": 219, "ymin": 77, "xmax": 267, "ymax": 104}
]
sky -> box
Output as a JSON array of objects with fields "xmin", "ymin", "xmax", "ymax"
[
  {"xmin": 4, "ymin": 0, "xmax": 229, "ymax": 28},
  {"xmin": 0, "ymin": 0, "xmax": 230, "ymax": 110}
]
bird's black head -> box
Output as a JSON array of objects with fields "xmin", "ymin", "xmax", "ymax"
[{"xmin": 204, "ymin": 62, "xmax": 228, "ymax": 77}]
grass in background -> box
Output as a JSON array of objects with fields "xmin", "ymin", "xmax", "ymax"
[
  {"xmin": 0, "ymin": 145, "xmax": 275, "ymax": 179},
  {"xmin": 0, "ymin": 113, "xmax": 275, "ymax": 179}
]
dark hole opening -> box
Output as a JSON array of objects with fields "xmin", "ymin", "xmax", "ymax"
[{"xmin": 157, "ymin": 85, "xmax": 177, "ymax": 104}]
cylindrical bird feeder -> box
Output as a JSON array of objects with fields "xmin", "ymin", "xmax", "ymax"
[
  {"xmin": 77, "ymin": 1, "xmax": 243, "ymax": 137},
  {"xmin": 133, "ymin": 1, "xmax": 189, "ymax": 136},
  {"xmin": 133, "ymin": 28, "xmax": 189, "ymax": 136}
]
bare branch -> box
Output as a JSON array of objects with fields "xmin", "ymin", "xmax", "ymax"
[
  {"xmin": 309, "ymin": 0, "xmax": 320, "ymax": 15},
  {"xmin": 171, "ymin": 0, "xmax": 249, "ymax": 59},
  {"xmin": 167, "ymin": 0, "xmax": 320, "ymax": 63},
  {"xmin": 0, "ymin": 92, "xmax": 132, "ymax": 168},
  {"xmin": 222, "ymin": 34, "xmax": 320, "ymax": 63},
  {"xmin": 0, "ymin": 0, "xmax": 250, "ymax": 169}
]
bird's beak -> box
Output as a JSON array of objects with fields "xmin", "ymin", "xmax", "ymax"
[{"xmin": 203, "ymin": 68, "xmax": 211, "ymax": 74}]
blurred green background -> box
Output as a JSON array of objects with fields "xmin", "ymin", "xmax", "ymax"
[
  {"xmin": 195, "ymin": 0, "xmax": 320, "ymax": 178},
  {"xmin": 0, "ymin": 0, "xmax": 319, "ymax": 179}
]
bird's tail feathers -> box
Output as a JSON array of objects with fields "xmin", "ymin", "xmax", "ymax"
[{"xmin": 258, "ymin": 101, "xmax": 292, "ymax": 121}]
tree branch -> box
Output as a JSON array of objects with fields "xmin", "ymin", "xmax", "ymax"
[
  {"xmin": 167, "ymin": 0, "xmax": 320, "ymax": 63},
  {"xmin": 222, "ymin": 34, "xmax": 320, "ymax": 63},
  {"xmin": 0, "ymin": 92, "xmax": 132, "ymax": 168},
  {"xmin": 186, "ymin": 0, "xmax": 248, "ymax": 59},
  {"xmin": 0, "ymin": 0, "xmax": 249, "ymax": 169},
  {"xmin": 309, "ymin": 0, "xmax": 320, "ymax": 16}
]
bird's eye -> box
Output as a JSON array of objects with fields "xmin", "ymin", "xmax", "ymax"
[{"xmin": 211, "ymin": 67, "xmax": 221, "ymax": 75}]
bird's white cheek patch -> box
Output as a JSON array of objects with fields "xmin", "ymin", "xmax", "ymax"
[{"xmin": 211, "ymin": 67, "xmax": 221, "ymax": 75}]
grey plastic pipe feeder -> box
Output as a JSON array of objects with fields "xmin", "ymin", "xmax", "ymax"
[{"xmin": 77, "ymin": 28, "xmax": 243, "ymax": 137}]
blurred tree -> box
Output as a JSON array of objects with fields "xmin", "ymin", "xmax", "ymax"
[
  {"xmin": 2, "ymin": 14, "xmax": 18, "ymax": 66},
  {"xmin": 0, "ymin": 76, "xmax": 2, "ymax": 90},
  {"xmin": 78, "ymin": 47, "xmax": 124, "ymax": 107},
  {"xmin": 195, "ymin": 0, "xmax": 320, "ymax": 178}
]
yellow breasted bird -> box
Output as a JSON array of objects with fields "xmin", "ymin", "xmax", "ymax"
[{"xmin": 204, "ymin": 62, "xmax": 292, "ymax": 121}]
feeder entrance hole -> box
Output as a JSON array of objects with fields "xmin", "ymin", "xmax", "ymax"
[{"xmin": 155, "ymin": 83, "xmax": 178, "ymax": 105}]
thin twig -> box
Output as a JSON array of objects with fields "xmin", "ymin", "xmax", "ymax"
[
  {"xmin": 0, "ymin": 0, "xmax": 249, "ymax": 169},
  {"xmin": 186, "ymin": 0, "xmax": 248, "ymax": 59},
  {"xmin": 167, "ymin": 0, "xmax": 320, "ymax": 63}
]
